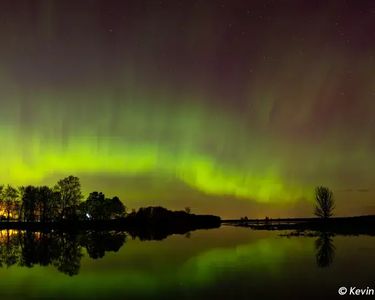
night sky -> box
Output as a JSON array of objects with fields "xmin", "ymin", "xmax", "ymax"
[{"xmin": 0, "ymin": 0, "xmax": 374, "ymax": 218}]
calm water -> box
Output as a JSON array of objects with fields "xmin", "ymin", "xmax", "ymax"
[{"xmin": 0, "ymin": 226, "xmax": 373, "ymax": 299}]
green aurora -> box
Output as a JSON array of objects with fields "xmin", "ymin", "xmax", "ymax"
[{"xmin": 0, "ymin": 1, "xmax": 374, "ymax": 217}]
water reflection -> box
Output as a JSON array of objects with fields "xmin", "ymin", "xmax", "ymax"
[
  {"xmin": 315, "ymin": 232, "xmax": 335, "ymax": 268},
  {"xmin": 81, "ymin": 231, "xmax": 126, "ymax": 259},
  {"xmin": 0, "ymin": 227, "xmax": 366, "ymax": 282},
  {"xmin": 282, "ymin": 230, "xmax": 337, "ymax": 268},
  {"xmin": 0, "ymin": 227, "xmax": 373, "ymax": 299},
  {"xmin": 0, "ymin": 225, "xmax": 206, "ymax": 276},
  {"xmin": 0, "ymin": 230, "xmax": 125, "ymax": 276},
  {"xmin": 0, "ymin": 228, "xmax": 339, "ymax": 277}
]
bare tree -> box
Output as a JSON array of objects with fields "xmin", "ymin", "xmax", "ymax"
[{"xmin": 314, "ymin": 186, "xmax": 335, "ymax": 219}]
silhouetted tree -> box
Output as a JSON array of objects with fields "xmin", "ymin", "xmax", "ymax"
[
  {"xmin": 20, "ymin": 185, "xmax": 65, "ymax": 222},
  {"xmin": 84, "ymin": 192, "xmax": 106, "ymax": 220},
  {"xmin": 13, "ymin": 200, "xmax": 21, "ymax": 221},
  {"xmin": 54, "ymin": 176, "xmax": 83, "ymax": 220},
  {"xmin": 37, "ymin": 186, "xmax": 57, "ymax": 222},
  {"xmin": 21, "ymin": 186, "xmax": 38, "ymax": 222},
  {"xmin": 4, "ymin": 185, "xmax": 19, "ymax": 221},
  {"xmin": 0, "ymin": 185, "xmax": 4, "ymax": 220},
  {"xmin": 105, "ymin": 196, "xmax": 125, "ymax": 219},
  {"xmin": 184, "ymin": 207, "xmax": 191, "ymax": 214},
  {"xmin": 17, "ymin": 186, "xmax": 26, "ymax": 221},
  {"xmin": 82, "ymin": 192, "xmax": 125, "ymax": 220},
  {"xmin": 314, "ymin": 186, "xmax": 335, "ymax": 219},
  {"xmin": 18, "ymin": 186, "xmax": 25, "ymax": 198}
]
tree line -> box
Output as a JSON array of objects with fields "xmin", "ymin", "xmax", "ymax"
[{"xmin": 0, "ymin": 176, "xmax": 126, "ymax": 222}]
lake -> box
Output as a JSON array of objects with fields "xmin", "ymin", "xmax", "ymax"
[{"xmin": 0, "ymin": 226, "xmax": 373, "ymax": 299}]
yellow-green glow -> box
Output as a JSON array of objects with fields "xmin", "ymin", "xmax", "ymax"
[
  {"xmin": 0, "ymin": 0, "xmax": 374, "ymax": 218},
  {"xmin": 0, "ymin": 127, "xmax": 307, "ymax": 203},
  {"xmin": 0, "ymin": 83, "xmax": 373, "ymax": 211}
]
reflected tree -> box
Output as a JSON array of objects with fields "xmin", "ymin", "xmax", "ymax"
[
  {"xmin": 81, "ymin": 231, "xmax": 126, "ymax": 259},
  {"xmin": 36, "ymin": 232, "xmax": 61, "ymax": 266},
  {"xmin": 315, "ymin": 232, "xmax": 336, "ymax": 268},
  {"xmin": 0, "ymin": 226, "xmax": 195, "ymax": 276},
  {"xmin": 53, "ymin": 233, "xmax": 83, "ymax": 276},
  {"xmin": 0, "ymin": 230, "xmax": 85, "ymax": 276},
  {"xmin": 19, "ymin": 231, "xmax": 38, "ymax": 268},
  {"xmin": 0, "ymin": 230, "xmax": 21, "ymax": 268}
]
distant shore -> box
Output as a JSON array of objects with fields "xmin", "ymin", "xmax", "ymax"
[{"xmin": 223, "ymin": 215, "xmax": 375, "ymax": 235}]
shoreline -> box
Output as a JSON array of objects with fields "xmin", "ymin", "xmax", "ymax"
[{"xmin": 223, "ymin": 215, "xmax": 375, "ymax": 236}]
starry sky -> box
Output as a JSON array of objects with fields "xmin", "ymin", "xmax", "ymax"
[{"xmin": 0, "ymin": 0, "xmax": 374, "ymax": 218}]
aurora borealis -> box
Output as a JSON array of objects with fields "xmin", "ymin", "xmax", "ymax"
[{"xmin": 0, "ymin": 1, "xmax": 374, "ymax": 218}]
